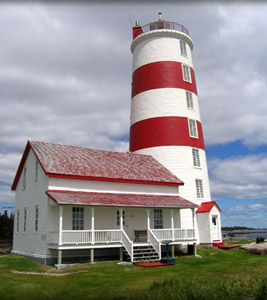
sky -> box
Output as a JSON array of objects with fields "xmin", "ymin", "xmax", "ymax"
[{"xmin": 0, "ymin": 1, "xmax": 267, "ymax": 228}]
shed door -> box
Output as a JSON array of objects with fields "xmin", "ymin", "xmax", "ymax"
[{"xmin": 211, "ymin": 216, "xmax": 219, "ymax": 241}]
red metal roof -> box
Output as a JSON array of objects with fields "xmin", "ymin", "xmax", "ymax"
[
  {"xmin": 196, "ymin": 201, "xmax": 221, "ymax": 213},
  {"xmin": 46, "ymin": 190, "xmax": 198, "ymax": 208},
  {"xmin": 12, "ymin": 140, "xmax": 183, "ymax": 190}
]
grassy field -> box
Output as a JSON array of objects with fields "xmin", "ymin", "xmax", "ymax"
[{"xmin": 0, "ymin": 244, "xmax": 266, "ymax": 300}]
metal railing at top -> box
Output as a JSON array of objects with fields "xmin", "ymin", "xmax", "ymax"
[{"xmin": 140, "ymin": 21, "xmax": 189, "ymax": 36}]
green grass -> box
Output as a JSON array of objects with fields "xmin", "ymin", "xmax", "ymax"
[{"xmin": 0, "ymin": 246, "xmax": 266, "ymax": 300}]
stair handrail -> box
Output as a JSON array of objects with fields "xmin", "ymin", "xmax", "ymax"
[
  {"xmin": 148, "ymin": 228, "xmax": 161, "ymax": 260},
  {"xmin": 121, "ymin": 229, "xmax": 133, "ymax": 262}
]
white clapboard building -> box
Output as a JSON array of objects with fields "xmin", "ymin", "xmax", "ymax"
[{"xmin": 11, "ymin": 16, "xmax": 222, "ymax": 265}]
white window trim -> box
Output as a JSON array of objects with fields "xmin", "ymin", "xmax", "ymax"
[
  {"xmin": 192, "ymin": 148, "xmax": 201, "ymax": 168},
  {"xmin": 23, "ymin": 208, "xmax": 27, "ymax": 232},
  {"xmin": 195, "ymin": 179, "xmax": 204, "ymax": 198},
  {"xmin": 188, "ymin": 119, "xmax": 198, "ymax": 138},
  {"xmin": 180, "ymin": 40, "xmax": 187, "ymax": 57},
  {"xmin": 16, "ymin": 210, "xmax": 20, "ymax": 233},
  {"xmin": 182, "ymin": 64, "xmax": 192, "ymax": 83},
  {"xmin": 186, "ymin": 91, "xmax": 194, "ymax": 110},
  {"xmin": 34, "ymin": 160, "xmax": 39, "ymax": 184},
  {"xmin": 116, "ymin": 210, "xmax": 125, "ymax": 226}
]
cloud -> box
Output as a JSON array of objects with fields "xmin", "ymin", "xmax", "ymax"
[{"xmin": 209, "ymin": 153, "xmax": 267, "ymax": 200}]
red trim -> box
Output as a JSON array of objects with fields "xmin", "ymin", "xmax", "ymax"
[
  {"xmin": 133, "ymin": 26, "xmax": 143, "ymax": 39},
  {"xmin": 132, "ymin": 61, "xmax": 197, "ymax": 98},
  {"xmin": 47, "ymin": 173, "xmax": 183, "ymax": 186},
  {"xmin": 196, "ymin": 201, "xmax": 222, "ymax": 213},
  {"xmin": 130, "ymin": 117, "xmax": 205, "ymax": 152}
]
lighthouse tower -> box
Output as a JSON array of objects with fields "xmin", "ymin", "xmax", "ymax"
[{"xmin": 129, "ymin": 15, "xmax": 212, "ymax": 229}]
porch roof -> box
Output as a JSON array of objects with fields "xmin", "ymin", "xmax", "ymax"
[
  {"xmin": 47, "ymin": 190, "xmax": 199, "ymax": 209},
  {"xmin": 196, "ymin": 201, "xmax": 221, "ymax": 213}
]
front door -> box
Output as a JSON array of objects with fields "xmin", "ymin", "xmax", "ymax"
[{"xmin": 211, "ymin": 215, "xmax": 219, "ymax": 241}]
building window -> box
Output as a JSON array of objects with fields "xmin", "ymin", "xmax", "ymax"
[
  {"xmin": 16, "ymin": 210, "xmax": 20, "ymax": 232},
  {"xmin": 23, "ymin": 208, "xmax": 27, "ymax": 232},
  {"xmin": 116, "ymin": 210, "xmax": 125, "ymax": 226},
  {"xmin": 195, "ymin": 179, "xmax": 204, "ymax": 198},
  {"xmin": 192, "ymin": 148, "xmax": 200, "ymax": 167},
  {"xmin": 180, "ymin": 40, "xmax": 187, "ymax": 56},
  {"xmin": 188, "ymin": 119, "xmax": 198, "ymax": 138},
  {"xmin": 35, "ymin": 160, "xmax": 39, "ymax": 183},
  {"xmin": 22, "ymin": 168, "xmax": 26, "ymax": 190},
  {"xmin": 182, "ymin": 64, "xmax": 191, "ymax": 82},
  {"xmin": 35, "ymin": 206, "xmax": 39, "ymax": 232},
  {"xmin": 72, "ymin": 207, "xmax": 84, "ymax": 230},
  {"xmin": 212, "ymin": 217, "xmax": 217, "ymax": 226},
  {"xmin": 186, "ymin": 91, "xmax": 194, "ymax": 109},
  {"xmin": 154, "ymin": 209, "xmax": 163, "ymax": 229}
]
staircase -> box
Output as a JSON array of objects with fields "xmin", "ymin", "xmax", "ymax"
[{"xmin": 132, "ymin": 245, "xmax": 160, "ymax": 262}]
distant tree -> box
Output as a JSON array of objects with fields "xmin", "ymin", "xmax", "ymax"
[{"xmin": 0, "ymin": 210, "xmax": 14, "ymax": 241}]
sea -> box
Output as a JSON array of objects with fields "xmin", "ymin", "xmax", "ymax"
[{"xmin": 223, "ymin": 230, "xmax": 267, "ymax": 239}]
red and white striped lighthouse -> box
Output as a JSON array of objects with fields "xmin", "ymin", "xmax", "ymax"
[{"xmin": 129, "ymin": 15, "xmax": 211, "ymax": 209}]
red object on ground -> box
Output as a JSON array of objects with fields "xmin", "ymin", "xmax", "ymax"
[
  {"xmin": 213, "ymin": 242, "xmax": 241, "ymax": 250},
  {"xmin": 134, "ymin": 262, "xmax": 175, "ymax": 267}
]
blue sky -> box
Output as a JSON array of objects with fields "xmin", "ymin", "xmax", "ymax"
[{"xmin": 0, "ymin": 2, "xmax": 267, "ymax": 228}]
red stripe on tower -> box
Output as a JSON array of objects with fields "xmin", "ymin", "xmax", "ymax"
[
  {"xmin": 130, "ymin": 117, "xmax": 205, "ymax": 152},
  {"xmin": 132, "ymin": 61, "xmax": 197, "ymax": 98}
]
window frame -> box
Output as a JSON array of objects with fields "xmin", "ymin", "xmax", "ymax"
[
  {"xmin": 34, "ymin": 206, "xmax": 39, "ymax": 232},
  {"xmin": 182, "ymin": 64, "xmax": 192, "ymax": 83},
  {"xmin": 195, "ymin": 179, "xmax": 204, "ymax": 198},
  {"xmin": 188, "ymin": 119, "xmax": 198, "ymax": 138},
  {"xmin": 23, "ymin": 208, "xmax": 27, "ymax": 232},
  {"xmin": 154, "ymin": 209, "xmax": 163, "ymax": 229},
  {"xmin": 186, "ymin": 91, "xmax": 194, "ymax": 110},
  {"xmin": 72, "ymin": 207, "xmax": 84, "ymax": 230},
  {"xmin": 192, "ymin": 148, "xmax": 201, "ymax": 167},
  {"xmin": 16, "ymin": 210, "xmax": 20, "ymax": 232},
  {"xmin": 34, "ymin": 160, "xmax": 39, "ymax": 183},
  {"xmin": 116, "ymin": 210, "xmax": 125, "ymax": 226},
  {"xmin": 180, "ymin": 40, "xmax": 187, "ymax": 56}
]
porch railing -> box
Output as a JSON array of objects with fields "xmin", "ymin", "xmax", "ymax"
[
  {"xmin": 152, "ymin": 228, "xmax": 195, "ymax": 241},
  {"xmin": 94, "ymin": 230, "xmax": 121, "ymax": 243},
  {"xmin": 148, "ymin": 229, "xmax": 161, "ymax": 260},
  {"xmin": 121, "ymin": 229, "xmax": 133, "ymax": 262}
]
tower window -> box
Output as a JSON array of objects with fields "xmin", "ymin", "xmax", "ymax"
[
  {"xmin": 182, "ymin": 64, "xmax": 191, "ymax": 82},
  {"xmin": 23, "ymin": 208, "xmax": 27, "ymax": 232},
  {"xmin": 186, "ymin": 91, "xmax": 194, "ymax": 109},
  {"xmin": 188, "ymin": 119, "xmax": 198, "ymax": 138},
  {"xmin": 192, "ymin": 148, "xmax": 200, "ymax": 167},
  {"xmin": 16, "ymin": 210, "xmax": 20, "ymax": 232},
  {"xmin": 195, "ymin": 179, "xmax": 204, "ymax": 198},
  {"xmin": 180, "ymin": 40, "xmax": 187, "ymax": 56},
  {"xmin": 35, "ymin": 206, "xmax": 39, "ymax": 232}
]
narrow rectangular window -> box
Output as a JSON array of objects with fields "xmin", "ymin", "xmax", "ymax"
[
  {"xmin": 192, "ymin": 148, "xmax": 200, "ymax": 167},
  {"xmin": 116, "ymin": 210, "xmax": 125, "ymax": 226},
  {"xmin": 186, "ymin": 91, "xmax": 194, "ymax": 109},
  {"xmin": 154, "ymin": 209, "xmax": 163, "ymax": 229},
  {"xmin": 182, "ymin": 64, "xmax": 191, "ymax": 82},
  {"xmin": 35, "ymin": 160, "xmax": 39, "ymax": 183},
  {"xmin": 35, "ymin": 206, "xmax": 39, "ymax": 232},
  {"xmin": 16, "ymin": 210, "xmax": 20, "ymax": 232},
  {"xmin": 180, "ymin": 40, "xmax": 187, "ymax": 56},
  {"xmin": 195, "ymin": 179, "xmax": 204, "ymax": 198},
  {"xmin": 212, "ymin": 217, "xmax": 217, "ymax": 226},
  {"xmin": 72, "ymin": 207, "xmax": 84, "ymax": 230},
  {"xmin": 188, "ymin": 119, "xmax": 198, "ymax": 138},
  {"xmin": 23, "ymin": 208, "xmax": 27, "ymax": 232},
  {"xmin": 22, "ymin": 168, "xmax": 26, "ymax": 190}
]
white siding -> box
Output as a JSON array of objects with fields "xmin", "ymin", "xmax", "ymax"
[
  {"xmin": 48, "ymin": 177, "xmax": 179, "ymax": 195},
  {"xmin": 13, "ymin": 149, "xmax": 49, "ymax": 256}
]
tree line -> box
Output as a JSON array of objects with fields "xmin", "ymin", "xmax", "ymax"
[{"xmin": 0, "ymin": 211, "xmax": 14, "ymax": 241}]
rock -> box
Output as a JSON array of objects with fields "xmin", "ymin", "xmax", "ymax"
[{"xmin": 240, "ymin": 243, "xmax": 267, "ymax": 255}]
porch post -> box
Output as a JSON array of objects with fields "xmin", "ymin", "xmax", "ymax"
[
  {"xmin": 91, "ymin": 207, "xmax": 95, "ymax": 244},
  {"xmin": 90, "ymin": 248, "xmax": 95, "ymax": 264},
  {"xmin": 146, "ymin": 209, "xmax": 150, "ymax": 230},
  {"xmin": 58, "ymin": 250, "xmax": 62, "ymax": 265},
  {"xmin": 171, "ymin": 209, "xmax": 174, "ymax": 241},
  {"xmin": 58, "ymin": 206, "xmax": 63, "ymax": 246}
]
